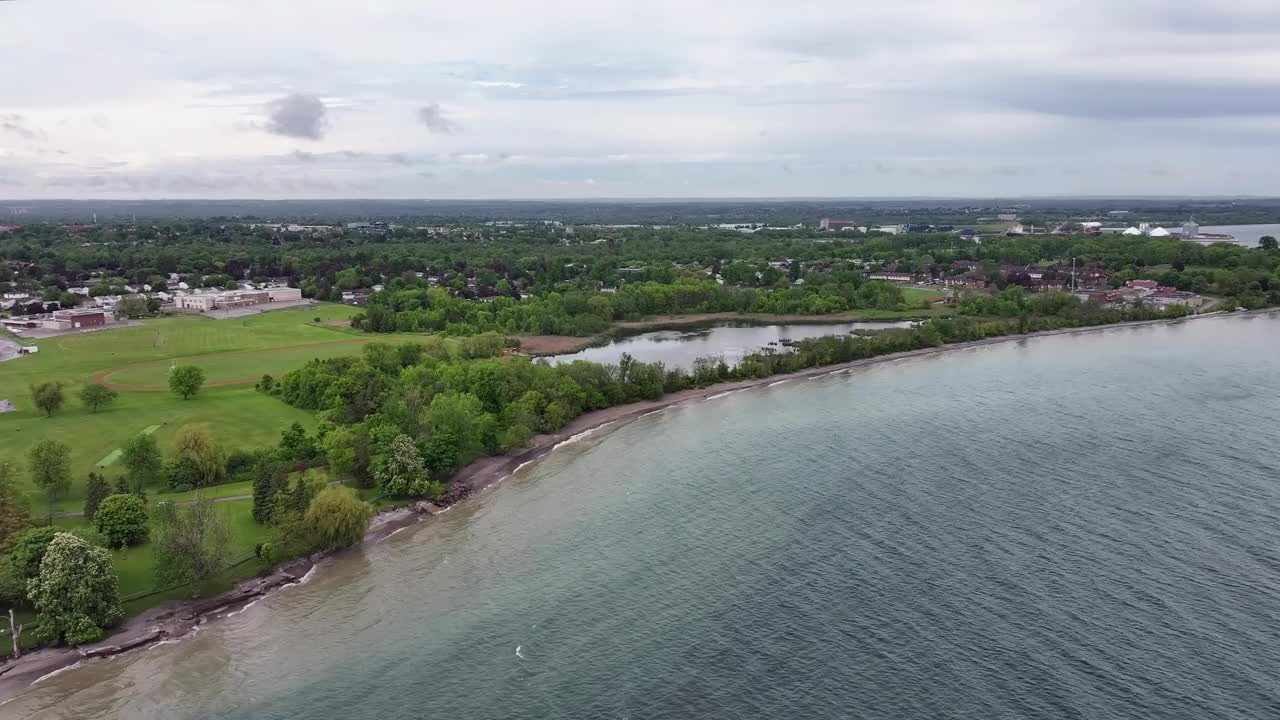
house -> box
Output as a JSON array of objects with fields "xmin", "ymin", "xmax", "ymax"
[
  {"xmin": 867, "ymin": 271, "xmax": 916, "ymax": 283},
  {"xmin": 1126, "ymin": 280, "xmax": 1159, "ymax": 290},
  {"xmin": 943, "ymin": 275, "xmax": 987, "ymax": 289},
  {"xmin": 818, "ymin": 219, "xmax": 859, "ymax": 231}
]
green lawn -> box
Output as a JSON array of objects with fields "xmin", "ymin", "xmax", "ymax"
[
  {"xmin": 0, "ymin": 304, "xmax": 372, "ymax": 511},
  {"xmin": 901, "ymin": 287, "xmax": 946, "ymax": 304}
]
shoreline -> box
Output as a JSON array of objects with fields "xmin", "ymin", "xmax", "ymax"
[{"xmin": 2, "ymin": 307, "xmax": 1273, "ymax": 697}]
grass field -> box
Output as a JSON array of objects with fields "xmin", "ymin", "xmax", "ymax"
[{"xmin": 0, "ymin": 304, "xmax": 380, "ymax": 512}]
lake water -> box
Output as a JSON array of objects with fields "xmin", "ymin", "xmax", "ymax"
[
  {"xmin": 1198, "ymin": 224, "xmax": 1280, "ymax": 248},
  {"xmin": 546, "ymin": 321, "xmax": 915, "ymax": 369},
  {"xmin": 9, "ymin": 313, "xmax": 1280, "ymax": 720}
]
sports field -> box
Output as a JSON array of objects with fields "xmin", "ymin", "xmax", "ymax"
[{"xmin": 0, "ymin": 303, "xmax": 409, "ymax": 512}]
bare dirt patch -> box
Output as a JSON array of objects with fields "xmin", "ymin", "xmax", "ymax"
[{"xmin": 510, "ymin": 334, "xmax": 596, "ymax": 356}]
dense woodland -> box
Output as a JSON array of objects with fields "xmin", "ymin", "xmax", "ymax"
[
  {"xmin": 3, "ymin": 221, "xmax": 1279, "ymax": 315},
  {"xmin": 271, "ymin": 294, "xmax": 1188, "ymax": 510}
]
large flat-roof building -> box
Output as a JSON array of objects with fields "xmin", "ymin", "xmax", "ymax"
[
  {"xmin": 51, "ymin": 309, "xmax": 107, "ymax": 329},
  {"xmin": 175, "ymin": 287, "xmax": 301, "ymax": 312}
]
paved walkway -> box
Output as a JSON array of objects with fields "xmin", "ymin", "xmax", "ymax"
[{"xmin": 52, "ymin": 480, "xmax": 343, "ymax": 518}]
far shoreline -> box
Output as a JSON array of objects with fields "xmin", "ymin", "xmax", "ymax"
[{"xmin": 2, "ymin": 307, "xmax": 1274, "ymax": 697}]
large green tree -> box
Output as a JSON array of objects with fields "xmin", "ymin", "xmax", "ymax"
[
  {"xmin": 251, "ymin": 454, "xmax": 286, "ymax": 523},
  {"xmin": 29, "ymin": 381, "xmax": 65, "ymax": 417},
  {"xmin": 168, "ymin": 365, "xmax": 206, "ymax": 400},
  {"xmin": 82, "ymin": 471, "xmax": 111, "ymax": 522},
  {"xmin": 152, "ymin": 497, "xmax": 231, "ymax": 597},
  {"xmin": 78, "ymin": 383, "xmax": 118, "ymax": 413},
  {"xmin": 303, "ymin": 485, "xmax": 373, "ymax": 551},
  {"xmin": 121, "ymin": 433, "xmax": 163, "ymax": 492},
  {"xmin": 93, "ymin": 494, "xmax": 150, "ymax": 547},
  {"xmin": 173, "ymin": 423, "xmax": 225, "ymax": 486},
  {"xmin": 28, "ymin": 439, "xmax": 71, "ymax": 521},
  {"xmin": 6, "ymin": 526, "xmax": 58, "ymax": 583},
  {"xmin": 374, "ymin": 435, "xmax": 429, "ymax": 497},
  {"xmin": 27, "ymin": 533, "xmax": 123, "ymax": 645}
]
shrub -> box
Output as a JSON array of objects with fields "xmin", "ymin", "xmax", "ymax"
[
  {"xmin": 165, "ymin": 456, "xmax": 202, "ymax": 489},
  {"xmin": 225, "ymin": 449, "xmax": 257, "ymax": 481},
  {"xmin": 93, "ymin": 494, "xmax": 150, "ymax": 547}
]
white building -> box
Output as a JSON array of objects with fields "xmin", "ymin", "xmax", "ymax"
[{"xmin": 268, "ymin": 287, "xmax": 303, "ymax": 302}]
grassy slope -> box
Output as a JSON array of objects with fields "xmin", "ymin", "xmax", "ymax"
[{"xmin": 0, "ymin": 304, "xmax": 364, "ymax": 512}]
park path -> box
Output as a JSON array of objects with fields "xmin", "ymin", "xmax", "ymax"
[
  {"xmin": 52, "ymin": 480, "xmax": 344, "ymax": 518},
  {"xmin": 51, "ymin": 491, "xmax": 254, "ymax": 518}
]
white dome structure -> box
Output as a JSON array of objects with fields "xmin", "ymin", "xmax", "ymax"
[
  {"xmin": 1122, "ymin": 227, "xmax": 1142, "ymax": 236},
  {"xmin": 1148, "ymin": 227, "xmax": 1171, "ymax": 237}
]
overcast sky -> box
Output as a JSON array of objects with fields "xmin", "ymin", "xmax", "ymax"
[{"xmin": 2, "ymin": 0, "xmax": 1279, "ymax": 199}]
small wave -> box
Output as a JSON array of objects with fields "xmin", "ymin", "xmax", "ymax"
[
  {"xmin": 33, "ymin": 661, "xmax": 82, "ymax": 685},
  {"xmin": 515, "ymin": 645, "xmax": 525, "ymax": 660},
  {"xmin": 553, "ymin": 422, "xmax": 615, "ymax": 451},
  {"xmin": 768, "ymin": 379, "xmax": 791, "ymax": 387},
  {"xmin": 378, "ymin": 526, "xmax": 408, "ymax": 544},
  {"xmin": 641, "ymin": 409, "xmax": 664, "ymax": 417},
  {"xmin": 280, "ymin": 565, "xmax": 319, "ymax": 592},
  {"xmin": 224, "ymin": 598, "xmax": 260, "ymax": 618}
]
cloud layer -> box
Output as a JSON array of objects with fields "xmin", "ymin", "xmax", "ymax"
[{"xmin": 2, "ymin": 0, "xmax": 1279, "ymax": 199}]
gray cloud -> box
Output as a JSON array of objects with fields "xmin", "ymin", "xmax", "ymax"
[
  {"xmin": 265, "ymin": 94, "xmax": 328, "ymax": 140},
  {"xmin": 986, "ymin": 76, "xmax": 1280, "ymax": 119},
  {"xmin": 416, "ymin": 103, "xmax": 460, "ymax": 134},
  {"xmin": 0, "ymin": 114, "xmax": 46, "ymax": 142}
]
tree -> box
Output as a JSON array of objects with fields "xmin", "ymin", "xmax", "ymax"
[
  {"xmin": 121, "ymin": 432, "xmax": 163, "ymax": 492},
  {"xmin": 79, "ymin": 383, "xmax": 118, "ymax": 413},
  {"xmin": 6, "ymin": 526, "xmax": 57, "ymax": 584},
  {"xmin": 29, "ymin": 381, "xmax": 65, "ymax": 417},
  {"xmin": 168, "ymin": 365, "xmax": 206, "ymax": 400},
  {"xmin": 27, "ymin": 533, "xmax": 123, "ymax": 645},
  {"xmin": 28, "ymin": 439, "xmax": 71, "ymax": 521},
  {"xmin": 375, "ymin": 434, "xmax": 430, "ymax": 497},
  {"xmin": 279, "ymin": 422, "xmax": 317, "ymax": 462},
  {"xmin": 93, "ymin": 494, "xmax": 149, "ymax": 547},
  {"xmin": 0, "ymin": 459, "xmax": 30, "ymax": 547},
  {"xmin": 251, "ymin": 454, "xmax": 286, "ymax": 523},
  {"xmin": 152, "ymin": 497, "xmax": 231, "ymax": 597},
  {"xmin": 113, "ymin": 294, "xmax": 147, "ymax": 319},
  {"xmin": 82, "ymin": 472, "xmax": 111, "ymax": 523},
  {"xmin": 173, "ymin": 423, "xmax": 225, "ymax": 486},
  {"xmin": 1260, "ymin": 236, "xmax": 1278, "ymax": 251},
  {"xmin": 304, "ymin": 486, "xmax": 372, "ymax": 551}
]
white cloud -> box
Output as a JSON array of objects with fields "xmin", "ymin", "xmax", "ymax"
[{"xmin": 1, "ymin": 0, "xmax": 1278, "ymax": 198}]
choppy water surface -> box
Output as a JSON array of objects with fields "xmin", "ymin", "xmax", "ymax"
[
  {"xmin": 9, "ymin": 314, "xmax": 1280, "ymax": 720},
  {"xmin": 547, "ymin": 321, "xmax": 915, "ymax": 369}
]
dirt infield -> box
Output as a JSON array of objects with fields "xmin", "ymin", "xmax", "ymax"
[{"xmin": 89, "ymin": 338, "xmax": 373, "ymax": 391}]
